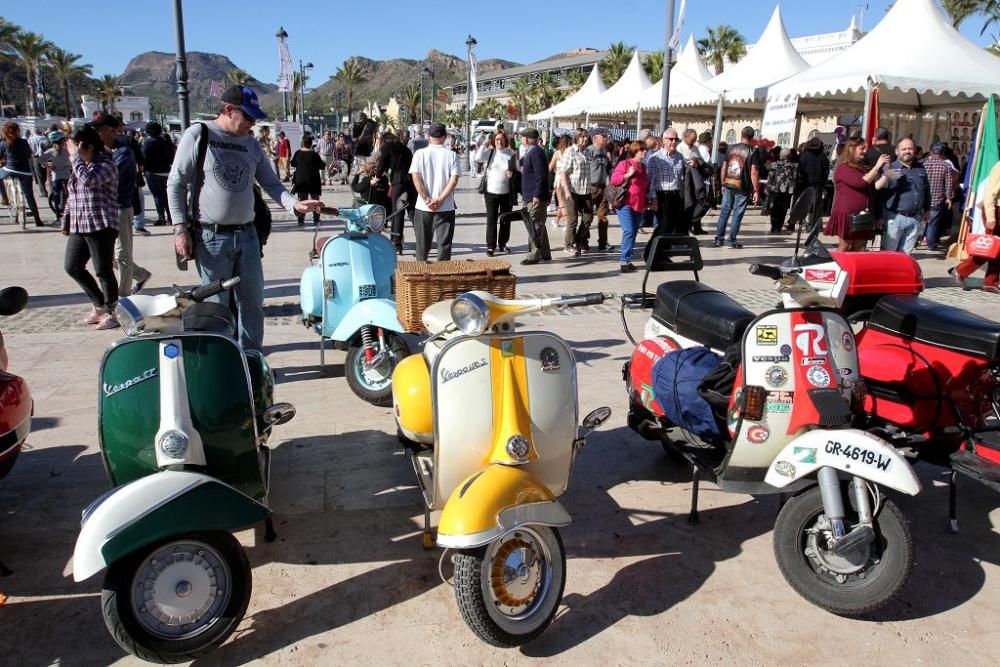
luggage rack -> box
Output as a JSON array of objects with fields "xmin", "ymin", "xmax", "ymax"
[{"xmin": 621, "ymin": 235, "xmax": 704, "ymax": 343}]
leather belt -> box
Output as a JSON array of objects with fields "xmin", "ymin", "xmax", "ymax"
[{"xmin": 196, "ymin": 221, "xmax": 254, "ymax": 233}]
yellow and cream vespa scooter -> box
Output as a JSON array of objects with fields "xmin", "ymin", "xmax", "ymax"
[{"xmin": 392, "ymin": 290, "xmax": 612, "ymax": 647}]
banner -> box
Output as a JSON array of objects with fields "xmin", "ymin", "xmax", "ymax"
[
  {"xmin": 760, "ymin": 96, "xmax": 798, "ymax": 147},
  {"xmin": 469, "ymin": 51, "xmax": 478, "ymax": 109},
  {"xmin": 965, "ymin": 96, "xmax": 999, "ymax": 234},
  {"xmin": 863, "ymin": 85, "xmax": 879, "ymax": 147},
  {"xmin": 277, "ymin": 41, "xmax": 293, "ymax": 93},
  {"xmin": 668, "ymin": 0, "xmax": 687, "ymax": 51}
]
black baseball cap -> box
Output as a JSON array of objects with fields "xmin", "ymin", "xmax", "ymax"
[
  {"xmin": 221, "ymin": 84, "xmax": 267, "ymax": 120},
  {"xmin": 428, "ymin": 122, "xmax": 447, "ymax": 138}
]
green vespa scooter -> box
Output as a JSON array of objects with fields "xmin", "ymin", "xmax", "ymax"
[{"xmin": 73, "ymin": 278, "xmax": 295, "ymax": 663}]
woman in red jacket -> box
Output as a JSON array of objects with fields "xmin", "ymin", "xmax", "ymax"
[{"xmin": 610, "ymin": 141, "xmax": 653, "ymax": 273}]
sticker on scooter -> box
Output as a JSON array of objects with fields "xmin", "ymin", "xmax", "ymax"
[
  {"xmin": 727, "ymin": 388, "xmax": 742, "ymax": 434},
  {"xmin": 841, "ymin": 331, "xmax": 854, "ymax": 352},
  {"xmin": 103, "ymin": 368, "xmax": 158, "ymax": 397},
  {"xmin": 800, "ymin": 357, "xmax": 824, "ymax": 366},
  {"xmin": 756, "ymin": 325, "xmax": 778, "ymax": 345},
  {"xmin": 793, "ymin": 446, "xmax": 817, "ymax": 463},
  {"xmin": 440, "ymin": 358, "xmax": 488, "ymax": 384},
  {"xmin": 753, "ymin": 355, "xmax": 789, "ymax": 363},
  {"xmin": 780, "ymin": 344, "xmax": 792, "ymax": 356},
  {"xmin": 766, "ymin": 400, "xmax": 792, "ymax": 414},
  {"xmin": 765, "ymin": 366, "xmax": 788, "ymax": 388},
  {"xmin": 774, "ymin": 460, "xmax": 796, "ymax": 478},
  {"xmin": 838, "ymin": 367, "xmax": 853, "ymax": 376},
  {"xmin": 804, "ymin": 268, "xmax": 837, "ymax": 283},
  {"xmin": 806, "ymin": 366, "xmax": 831, "ymax": 388},
  {"xmin": 746, "ymin": 425, "xmax": 770, "ymax": 443},
  {"xmin": 824, "ymin": 440, "xmax": 892, "ymax": 471},
  {"xmin": 794, "ymin": 323, "xmax": 827, "ymax": 357},
  {"xmin": 540, "ymin": 347, "xmax": 561, "ymax": 372}
]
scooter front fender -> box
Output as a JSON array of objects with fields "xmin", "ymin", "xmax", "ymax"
[
  {"xmin": 73, "ymin": 470, "xmax": 269, "ymax": 582},
  {"xmin": 436, "ymin": 464, "xmax": 571, "ymax": 549},
  {"xmin": 764, "ymin": 428, "xmax": 921, "ymax": 495},
  {"xmin": 329, "ymin": 298, "xmax": 406, "ymax": 343}
]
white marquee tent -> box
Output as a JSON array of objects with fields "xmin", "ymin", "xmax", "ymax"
[
  {"xmin": 587, "ymin": 51, "xmax": 654, "ymax": 115},
  {"xmin": 638, "ymin": 35, "xmax": 717, "ymax": 112},
  {"xmin": 527, "ymin": 65, "xmax": 607, "ymax": 121},
  {"xmin": 768, "ymin": 0, "xmax": 1000, "ymax": 112}
]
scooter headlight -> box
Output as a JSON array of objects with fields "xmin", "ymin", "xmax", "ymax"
[
  {"xmin": 366, "ymin": 205, "xmax": 386, "ymax": 234},
  {"xmin": 113, "ymin": 299, "xmax": 144, "ymax": 336},
  {"xmin": 158, "ymin": 430, "xmax": 189, "ymax": 459},
  {"xmin": 506, "ymin": 435, "xmax": 531, "ymax": 462},
  {"xmin": 450, "ymin": 293, "xmax": 490, "ymax": 335}
]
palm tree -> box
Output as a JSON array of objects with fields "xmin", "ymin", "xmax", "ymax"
[
  {"xmin": 507, "ymin": 76, "xmax": 534, "ymax": 120},
  {"xmin": 599, "ymin": 41, "xmax": 633, "ymax": 84},
  {"xmin": 943, "ymin": 0, "xmax": 1000, "ymax": 35},
  {"xmin": 0, "ymin": 18, "xmax": 19, "ymax": 50},
  {"xmin": 644, "ymin": 51, "xmax": 666, "ymax": 84},
  {"xmin": 227, "ymin": 68, "xmax": 252, "ymax": 86},
  {"xmin": 563, "ymin": 69, "xmax": 587, "ymax": 94},
  {"xmin": 334, "ymin": 57, "xmax": 368, "ymax": 123},
  {"xmin": 96, "ymin": 74, "xmax": 122, "ymax": 114},
  {"xmin": 47, "ymin": 47, "xmax": 92, "ymax": 119},
  {"xmin": 8, "ymin": 31, "xmax": 52, "ymax": 115},
  {"xmin": 377, "ymin": 110, "xmax": 398, "ymax": 131},
  {"xmin": 530, "ymin": 72, "xmax": 561, "ymax": 112},
  {"xmin": 290, "ymin": 70, "xmax": 303, "ymax": 120},
  {"xmin": 402, "ymin": 83, "xmax": 421, "ymax": 123},
  {"xmin": 697, "ymin": 25, "xmax": 747, "ymax": 75}
]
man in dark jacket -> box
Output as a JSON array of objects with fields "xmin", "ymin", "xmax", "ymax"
[
  {"xmin": 352, "ymin": 113, "xmax": 378, "ymax": 158},
  {"xmin": 290, "ymin": 135, "xmax": 326, "ymax": 225},
  {"xmin": 519, "ymin": 128, "xmax": 551, "ymax": 265},
  {"xmin": 376, "ymin": 132, "xmax": 415, "ymax": 253},
  {"xmin": 141, "ymin": 122, "xmax": 175, "ymax": 225},
  {"xmin": 797, "ymin": 137, "xmax": 830, "ymax": 231}
]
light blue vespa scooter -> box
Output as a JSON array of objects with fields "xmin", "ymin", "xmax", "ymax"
[{"xmin": 300, "ymin": 204, "xmax": 410, "ymax": 406}]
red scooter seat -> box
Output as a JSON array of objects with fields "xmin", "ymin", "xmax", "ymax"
[
  {"xmin": 869, "ymin": 295, "xmax": 1000, "ymax": 359},
  {"xmin": 652, "ymin": 281, "xmax": 755, "ymax": 351},
  {"xmin": 315, "ymin": 236, "xmax": 331, "ymax": 256}
]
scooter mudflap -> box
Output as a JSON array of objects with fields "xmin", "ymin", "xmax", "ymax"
[
  {"xmin": 0, "ymin": 557, "xmax": 11, "ymax": 576},
  {"xmin": 831, "ymin": 524, "xmax": 876, "ymax": 558}
]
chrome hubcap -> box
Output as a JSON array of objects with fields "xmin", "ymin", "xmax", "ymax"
[{"xmin": 485, "ymin": 528, "xmax": 552, "ymax": 620}]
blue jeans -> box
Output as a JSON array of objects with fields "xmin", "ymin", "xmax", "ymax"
[
  {"xmin": 884, "ymin": 213, "xmax": 923, "ymax": 254},
  {"xmin": 195, "ymin": 224, "xmax": 264, "ymax": 351},
  {"xmin": 714, "ymin": 188, "xmax": 749, "ymax": 244},
  {"xmin": 617, "ymin": 206, "xmax": 642, "ymax": 264},
  {"xmin": 926, "ymin": 205, "xmax": 950, "ymax": 248}
]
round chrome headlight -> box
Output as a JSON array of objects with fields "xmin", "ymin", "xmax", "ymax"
[
  {"xmin": 450, "ymin": 293, "xmax": 490, "ymax": 335},
  {"xmin": 113, "ymin": 299, "xmax": 144, "ymax": 336},
  {"xmin": 506, "ymin": 435, "xmax": 531, "ymax": 461},
  {"xmin": 158, "ymin": 430, "xmax": 189, "ymax": 459},
  {"xmin": 366, "ymin": 205, "xmax": 386, "ymax": 233}
]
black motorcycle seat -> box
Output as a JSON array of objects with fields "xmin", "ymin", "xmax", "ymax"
[
  {"xmin": 652, "ymin": 281, "xmax": 756, "ymax": 351},
  {"xmin": 869, "ymin": 295, "xmax": 1000, "ymax": 359},
  {"xmin": 183, "ymin": 302, "xmax": 236, "ymax": 337}
]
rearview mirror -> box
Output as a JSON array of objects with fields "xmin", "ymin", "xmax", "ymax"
[
  {"xmin": 0, "ymin": 287, "xmax": 28, "ymax": 317},
  {"xmin": 582, "ymin": 406, "xmax": 612, "ymax": 430},
  {"xmin": 263, "ymin": 402, "xmax": 296, "ymax": 427}
]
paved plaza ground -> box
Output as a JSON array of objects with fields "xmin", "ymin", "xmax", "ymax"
[{"xmin": 1, "ymin": 178, "xmax": 999, "ymax": 665}]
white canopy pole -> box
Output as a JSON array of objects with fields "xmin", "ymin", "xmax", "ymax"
[
  {"xmin": 711, "ymin": 95, "xmax": 724, "ymax": 163},
  {"xmin": 861, "ymin": 78, "xmax": 873, "ymax": 141},
  {"xmin": 637, "ymin": 104, "xmax": 642, "ymax": 133},
  {"xmin": 928, "ymin": 112, "xmax": 939, "ymax": 146}
]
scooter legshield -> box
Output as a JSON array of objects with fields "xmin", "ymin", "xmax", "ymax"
[
  {"xmin": 74, "ymin": 470, "xmax": 268, "ymax": 581},
  {"xmin": 99, "ymin": 335, "xmax": 265, "ymax": 499}
]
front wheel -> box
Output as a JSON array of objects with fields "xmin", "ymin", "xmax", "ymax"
[
  {"xmin": 101, "ymin": 531, "xmax": 251, "ymax": 663},
  {"xmin": 773, "ymin": 485, "xmax": 913, "ymax": 616},
  {"xmin": 345, "ymin": 331, "xmax": 410, "ymax": 406},
  {"xmin": 453, "ymin": 526, "xmax": 566, "ymax": 647}
]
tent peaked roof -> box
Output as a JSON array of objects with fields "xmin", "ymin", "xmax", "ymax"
[
  {"xmin": 527, "ymin": 64, "xmax": 607, "ymax": 120},
  {"xmin": 588, "ymin": 50, "xmax": 655, "ymax": 114},
  {"xmin": 705, "ymin": 6, "xmax": 809, "ymax": 103},
  {"xmin": 768, "ymin": 0, "xmax": 1000, "ymax": 108},
  {"xmin": 674, "ymin": 35, "xmax": 713, "ymax": 83}
]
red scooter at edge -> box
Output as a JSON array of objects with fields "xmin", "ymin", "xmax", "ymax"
[{"xmin": 0, "ymin": 286, "xmax": 32, "ymax": 575}]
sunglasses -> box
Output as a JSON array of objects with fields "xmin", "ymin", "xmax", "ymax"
[
  {"xmin": 232, "ymin": 106, "xmax": 255, "ymax": 124},
  {"xmin": 664, "ymin": 137, "xmax": 679, "ymax": 142}
]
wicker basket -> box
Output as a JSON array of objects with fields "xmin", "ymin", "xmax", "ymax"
[{"xmin": 395, "ymin": 259, "xmax": 517, "ymax": 332}]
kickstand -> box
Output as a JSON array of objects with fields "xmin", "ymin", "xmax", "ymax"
[
  {"xmin": 0, "ymin": 558, "xmax": 11, "ymax": 576},
  {"xmin": 688, "ymin": 465, "xmax": 701, "ymax": 524},
  {"xmin": 948, "ymin": 469, "xmax": 959, "ymax": 534},
  {"xmin": 421, "ymin": 504, "xmax": 435, "ymax": 550},
  {"xmin": 264, "ymin": 517, "xmax": 277, "ymax": 543},
  {"xmin": 319, "ymin": 336, "xmax": 326, "ymax": 368}
]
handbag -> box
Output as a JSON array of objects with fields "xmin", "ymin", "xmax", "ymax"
[
  {"xmin": 850, "ymin": 209, "xmax": 875, "ymax": 232},
  {"xmin": 477, "ymin": 148, "xmax": 497, "ymax": 195},
  {"xmin": 966, "ymin": 232, "xmax": 1000, "ymax": 259},
  {"xmin": 605, "ymin": 166, "xmax": 632, "ymax": 209}
]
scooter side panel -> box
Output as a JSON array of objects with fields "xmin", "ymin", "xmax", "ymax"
[
  {"xmin": 100, "ymin": 336, "xmax": 266, "ymax": 499},
  {"xmin": 320, "ymin": 233, "xmax": 397, "ymax": 339},
  {"xmin": 522, "ymin": 334, "xmax": 578, "ymax": 496},
  {"xmin": 329, "ymin": 298, "xmax": 406, "ymax": 343}
]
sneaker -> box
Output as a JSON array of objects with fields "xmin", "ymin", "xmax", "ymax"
[
  {"xmin": 153, "ymin": 219, "xmax": 168, "ymax": 227},
  {"xmin": 134, "ymin": 227, "xmax": 151, "ymax": 236},
  {"xmin": 713, "ymin": 239, "xmax": 723, "ymax": 247},
  {"xmin": 948, "ymin": 267, "xmax": 968, "ymax": 290},
  {"xmin": 94, "ymin": 313, "xmax": 118, "ymax": 330},
  {"xmin": 520, "ymin": 258, "xmax": 539, "ymax": 265},
  {"xmin": 134, "ymin": 273, "xmax": 151, "ymax": 294},
  {"xmin": 598, "ymin": 244, "xmax": 617, "ymax": 252},
  {"xmin": 564, "ymin": 245, "xmax": 577, "ymax": 256},
  {"xmin": 498, "ymin": 246, "xmax": 511, "ymax": 254},
  {"xmin": 486, "ymin": 249, "xmax": 495, "ymax": 257},
  {"xmin": 620, "ymin": 263, "xmax": 637, "ymax": 273},
  {"xmin": 727, "ymin": 242, "xmax": 744, "ymax": 249},
  {"xmin": 82, "ymin": 307, "xmax": 106, "ymax": 325}
]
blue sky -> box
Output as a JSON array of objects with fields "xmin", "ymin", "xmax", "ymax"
[{"xmin": 2, "ymin": 0, "xmax": 995, "ymax": 86}]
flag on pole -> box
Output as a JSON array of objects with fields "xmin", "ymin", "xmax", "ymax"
[
  {"xmin": 469, "ymin": 51, "xmax": 479, "ymax": 109},
  {"xmin": 668, "ymin": 0, "xmax": 687, "ymax": 51},
  {"xmin": 863, "ymin": 85, "xmax": 879, "ymax": 147},
  {"xmin": 965, "ymin": 96, "xmax": 999, "ymax": 234},
  {"xmin": 277, "ymin": 41, "xmax": 294, "ymax": 92},
  {"xmin": 209, "ymin": 80, "xmax": 221, "ymax": 98}
]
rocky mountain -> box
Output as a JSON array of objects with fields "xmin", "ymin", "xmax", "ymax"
[{"xmin": 119, "ymin": 51, "xmax": 276, "ymax": 115}]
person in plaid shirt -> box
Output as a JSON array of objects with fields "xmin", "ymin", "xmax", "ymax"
[
  {"xmin": 557, "ymin": 128, "xmax": 593, "ymax": 255},
  {"xmin": 60, "ymin": 125, "xmax": 121, "ymax": 330},
  {"xmin": 923, "ymin": 143, "xmax": 957, "ymax": 251}
]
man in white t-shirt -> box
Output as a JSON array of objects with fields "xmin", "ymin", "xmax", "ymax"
[{"xmin": 408, "ymin": 122, "xmax": 462, "ymax": 261}]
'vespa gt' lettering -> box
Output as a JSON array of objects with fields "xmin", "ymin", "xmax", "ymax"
[{"xmin": 103, "ymin": 368, "xmax": 158, "ymax": 397}]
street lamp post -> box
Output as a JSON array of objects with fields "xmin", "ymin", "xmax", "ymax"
[
  {"xmin": 464, "ymin": 35, "xmax": 477, "ymax": 171},
  {"xmin": 276, "ymin": 27, "xmax": 289, "ymax": 122},
  {"xmin": 428, "ymin": 68, "xmax": 436, "ymax": 124},
  {"xmin": 173, "ymin": 0, "xmax": 191, "ymax": 129},
  {"xmin": 299, "ymin": 60, "xmax": 313, "ymax": 125},
  {"xmin": 658, "ymin": 0, "xmax": 676, "ymax": 133},
  {"xmin": 419, "ymin": 69, "xmax": 425, "ymax": 128}
]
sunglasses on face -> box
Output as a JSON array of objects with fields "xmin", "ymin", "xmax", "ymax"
[{"xmin": 664, "ymin": 137, "xmax": 678, "ymax": 142}]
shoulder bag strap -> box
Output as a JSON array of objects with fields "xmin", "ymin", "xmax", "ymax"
[{"xmin": 190, "ymin": 122, "xmax": 209, "ymax": 225}]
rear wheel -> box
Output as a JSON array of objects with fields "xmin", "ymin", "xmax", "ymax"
[
  {"xmin": 345, "ymin": 331, "xmax": 410, "ymax": 406},
  {"xmin": 773, "ymin": 485, "xmax": 912, "ymax": 616},
  {"xmin": 101, "ymin": 531, "xmax": 251, "ymax": 663},
  {"xmin": 453, "ymin": 526, "xmax": 565, "ymax": 647}
]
